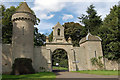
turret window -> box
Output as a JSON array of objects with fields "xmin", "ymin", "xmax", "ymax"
[
  {"xmin": 58, "ymin": 28, "xmax": 60, "ymax": 36},
  {"xmin": 23, "ymin": 26, "xmax": 24, "ymax": 35},
  {"xmin": 95, "ymin": 51, "xmax": 97, "ymax": 57}
]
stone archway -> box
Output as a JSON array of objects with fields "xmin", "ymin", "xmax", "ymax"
[
  {"xmin": 52, "ymin": 48, "xmax": 69, "ymax": 72},
  {"xmin": 46, "ymin": 43, "xmax": 77, "ymax": 72},
  {"xmin": 45, "ymin": 22, "xmax": 77, "ymax": 72}
]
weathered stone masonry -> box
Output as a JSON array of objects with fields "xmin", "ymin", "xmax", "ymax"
[{"xmin": 2, "ymin": 2, "xmax": 118, "ymax": 74}]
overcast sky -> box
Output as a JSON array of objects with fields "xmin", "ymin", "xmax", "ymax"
[{"xmin": 1, "ymin": 0, "xmax": 119, "ymax": 35}]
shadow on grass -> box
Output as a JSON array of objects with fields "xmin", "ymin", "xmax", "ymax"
[{"xmin": 2, "ymin": 72, "xmax": 56, "ymax": 80}]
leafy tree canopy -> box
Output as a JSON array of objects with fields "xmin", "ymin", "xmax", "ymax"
[
  {"xmin": 98, "ymin": 5, "xmax": 120, "ymax": 60},
  {"xmin": 78, "ymin": 4, "xmax": 102, "ymax": 35}
]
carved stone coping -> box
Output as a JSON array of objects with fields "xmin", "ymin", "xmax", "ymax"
[{"xmin": 46, "ymin": 42, "xmax": 72, "ymax": 45}]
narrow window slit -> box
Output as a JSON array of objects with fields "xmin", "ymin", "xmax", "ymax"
[
  {"xmin": 23, "ymin": 26, "xmax": 24, "ymax": 35},
  {"xmin": 95, "ymin": 51, "xmax": 97, "ymax": 57}
]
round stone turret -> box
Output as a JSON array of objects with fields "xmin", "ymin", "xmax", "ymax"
[{"xmin": 12, "ymin": 2, "xmax": 36, "ymax": 61}]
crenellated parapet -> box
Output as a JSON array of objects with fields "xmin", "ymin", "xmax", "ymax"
[{"xmin": 12, "ymin": 12, "xmax": 36, "ymax": 24}]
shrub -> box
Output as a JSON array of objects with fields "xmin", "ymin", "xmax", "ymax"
[{"xmin": 91, "ymin": 56, "xmax": 104, "ymax": 70}]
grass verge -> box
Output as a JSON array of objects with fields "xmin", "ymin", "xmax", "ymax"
[
  {"xmin": 53, "ymin": 66, "xmax": 68, "ymax": 70},
  {"xmin": 72, "ymin": 70, "xmax": 119, "ymax": 75},
  {"xmin": 2, "ymin": 72, "xmax": 56, "ymax": 80}
]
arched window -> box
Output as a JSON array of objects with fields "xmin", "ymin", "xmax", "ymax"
[{"xmin": 58, "ymin": 28, "xmax": 60, "ymax": 36}]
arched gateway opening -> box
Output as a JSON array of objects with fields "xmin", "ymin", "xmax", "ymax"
[{"xmin": 52, "ymin": 49, "xmax": 69, "ymax": 72}]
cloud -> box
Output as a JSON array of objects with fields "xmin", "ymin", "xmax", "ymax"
[
  {"xmin": 32, "ymin": 0, "xmax": 66, "ymax": 20},
  {"xmin": 33, "ymin": 0, "xmax": 65, "ymax": 12},
  {"xmin": 93, "ymin": 2, "xmax": 118, "ymax": 20},
  {"xmin": 35, "ymin": 21, "xmax": 54, "ymax": 34},
  {"xmin": 64, "ymin": 2, "xmax": 118, "ymax": 20},
  {"xmin": 62, "ymin": 14, "xmax": 74, "ymax": 21},
  {"xmin": 40, "ymin": 14, "xmax": 55, "ymax": 20},
  {"xmin": 36, "ymin": 21, "xmax": 54, "ymax": 30}
]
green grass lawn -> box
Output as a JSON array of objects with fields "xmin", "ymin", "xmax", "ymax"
[
  {"xmin": 73, "ymin": 70, "xmax": 119, "ymax": 75},
  {"xmin": 52, "ymin": 66, "xmax": 68, "ymax": 70},
  {"xmin": 2, "ymin": 72, "xmax": 56, "ymax": 80}
]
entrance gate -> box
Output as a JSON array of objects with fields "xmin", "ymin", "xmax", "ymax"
[
  {"xmin": 52, "ymin": 49, "xmax": 68, "ymax": 71},
  {"xmin": 45, "ymin": 22, "xmax": 77, "ymax": 71}
]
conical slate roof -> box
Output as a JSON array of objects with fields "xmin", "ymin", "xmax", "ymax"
[
  {"xmin": 79, "ymin": 32, "xmax": 102, "ymax": 44},
  {"xmin": 16, "ymin": 2, "xmax": 33, "ymax": 14}
]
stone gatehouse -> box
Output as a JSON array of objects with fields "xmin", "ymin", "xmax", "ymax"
[{"xmin": 2, "ymin": 2, "xmax": 117, "ymax": 74}]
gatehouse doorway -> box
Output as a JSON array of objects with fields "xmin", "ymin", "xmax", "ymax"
[
  {"xmin": 45, "ymin": 22, "xmax": 77, "ymax": 72},
  {"xmin": 52, "ymin": 49, "xmax": 69, "ymax": 72}
]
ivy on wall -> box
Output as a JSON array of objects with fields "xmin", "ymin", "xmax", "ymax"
[{"xmin": 91, "ymin": 56, "xmax": 104, "ymax": 70}]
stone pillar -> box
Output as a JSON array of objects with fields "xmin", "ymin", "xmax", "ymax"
[
  {"xmin": 71, "ymin": 49, "xmax": 77, "ymax": 71},
  {"xmin": 46, "ymin": 48, "xmax": 52, "ymax": 72}
]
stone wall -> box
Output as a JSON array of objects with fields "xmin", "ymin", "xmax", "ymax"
[
  {"xmin": 74, "ymin": 46, "xmax": 88, "ymax": 70},
  {"xmin": 33, "ymin": 46, "xmax": 49, "ymax": 72},
  {"xmin": 104, "ymin": 58, "xmax": 118, "ymax": 70},
  {"xmin": 83, "ymin": 41, "xmax": 103, "ymax": 70},
  {"xmin": 2, "ymin": 44, "xmax": 118, "ymax": 74},
  {"xmin": 2, "ymin": 44, "xmax": 12, "ymax": 74}
]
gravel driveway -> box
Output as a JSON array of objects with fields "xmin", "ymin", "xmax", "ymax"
[{"xmin": 54, "ymin": 71, "xmax": 119, "ymax": 80}]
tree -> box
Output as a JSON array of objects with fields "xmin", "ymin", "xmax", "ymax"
[
  {"xmin": 2, "ymin": 5, "xmax": 16, "ymax": 43},
  {"xmin": 34, "ymin": 27, "xmax": 46, "ymax": 46},
  {"xmin": 63, "ymin": 22, "xmax": 85, "ymax": 46},
  {"xmin": 98, "ymin": 5, "xmax": 120, "ymax": 60},
  {"xmin": 48, "ymin": 31, "xmax": 53, "ymax": 42},
  {"xmin": 78, "ymin": 4, "xmax": 102, "ymax": 35},
  {"xmin": 78, "ymin": 4, "xmax": 119, "ymax": 60}
]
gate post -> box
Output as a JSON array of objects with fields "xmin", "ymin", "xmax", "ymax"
[
  {"xmin": 47, "ymin": 48, "xmax": 52, "ymax": 72},
  {"xmin": 71, "ymin": 49, "xmax": 77, "ymax": 71}
]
